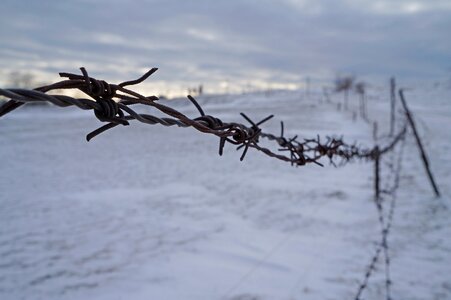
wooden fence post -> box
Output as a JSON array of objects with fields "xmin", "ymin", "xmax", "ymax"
[
  {"xmin": 399, "ymin": 90, "xmax": 440, "ymax": 197},
  {"xmin": 373, "ymin": 121, "xmax": 378, "ymax": 141},
  {"xmin": 374, "ymin": 146, "xmax": 380, "ymax": 200},
  {"xmin": 344, "ymin": 89, "xmax": 348, "ymax": 110},
  {"xmin": 390, "ymin": 78, "xmax": 396, "ymax": 136}
]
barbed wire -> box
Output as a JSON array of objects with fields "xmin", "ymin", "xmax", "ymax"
[
  {"xmin": 0, "ymin": 67, "xmax": 438, "ymax": 300},
  {"xmin": 0, "ymin": 67, "xmax": 407, "ymax": 168}
]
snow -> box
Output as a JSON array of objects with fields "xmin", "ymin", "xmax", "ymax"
[{"xmin": 0, "ymin": 85, "xmax": 450, "ymax": 300}]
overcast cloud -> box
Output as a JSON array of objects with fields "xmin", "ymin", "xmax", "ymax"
[{"xmin": 1, "ymin": 0, "xmax": 450, "ymax": 95}]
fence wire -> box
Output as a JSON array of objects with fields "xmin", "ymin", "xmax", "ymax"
[{"xmin": 0, "ymin": 67, "xmax": 406, "ymax": 168}]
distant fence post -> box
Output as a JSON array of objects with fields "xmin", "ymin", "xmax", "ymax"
[
  {"xmin": 305, "ymin": 77, "xmax": 310, "ymax": 100},
  {"xmin": 344, "ymin": 89, "xmax": 348, "ymax": 110},
  {"xmin": 374, "ymin": 146, "xmax": 380, "ymax": 200},
  {"xmin": 361, "ymin": 89, "xmax": 367, "ymax": 120},
  {"xmin": 363, "ymin": 92, "xmax": 367, "ymax": 121},
  {"xmin": 390, "ymin": 78, "xmax": 396, "ymax": 136},
  {"xmin": 373, "ymin": 121, "xmax": 378, "ymax": 141},
  {"xmin": 399, "ymin": 90, "xmax": 440, "ymax": 197},
  {"xmin": 322, "ymin": 87, "xmax": 331, "ymax": 103}
]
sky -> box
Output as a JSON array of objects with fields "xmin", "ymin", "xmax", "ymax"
[{"xmin": 1, "ymin": 0, "xmax": 450, "ymax": 96}]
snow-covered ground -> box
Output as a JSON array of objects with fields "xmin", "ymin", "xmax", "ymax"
[{"xmin": 0, "ymin": 85, "xmax": 450, "ymax": 300}]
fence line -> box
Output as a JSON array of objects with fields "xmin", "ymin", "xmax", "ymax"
[
  {"xmin": 0, "ymin": 68, "xmax": 406, "ymax": 169},
  {"xmin": 320, "ymin": 78, "xmax": 443, "ymax": 300},
  {"xmin": 0, "ymin": 67, "xmax": 439, "ymax": 299}
]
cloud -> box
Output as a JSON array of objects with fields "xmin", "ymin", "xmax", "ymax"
[
  {"xmin": 283, "ymin": 0, "xmax": 451, "ymax": 14},
  {"xmin": 0, "ymin": 0, "xmax": 450, "ymax": 94}
]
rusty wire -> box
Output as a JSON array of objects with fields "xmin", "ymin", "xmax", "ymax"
[{"xmin": 0, "ymin": 67, "xmax": 407, "ymax": 167}]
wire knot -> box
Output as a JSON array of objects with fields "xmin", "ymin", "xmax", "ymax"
[
  {"xmin": 80, "ymin": 67, "xmax": 117, "ymax": 98},
  {"xmin": 194, "ymin": 115, "xmax": 223, "ymax": 129},
  {"xmin": 60, "ymin": 67, "xmax": 117, "ymax": 99},
  {"xmin": 92, "ymin": 98, "xmax": 128, "ymax": 127}
]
